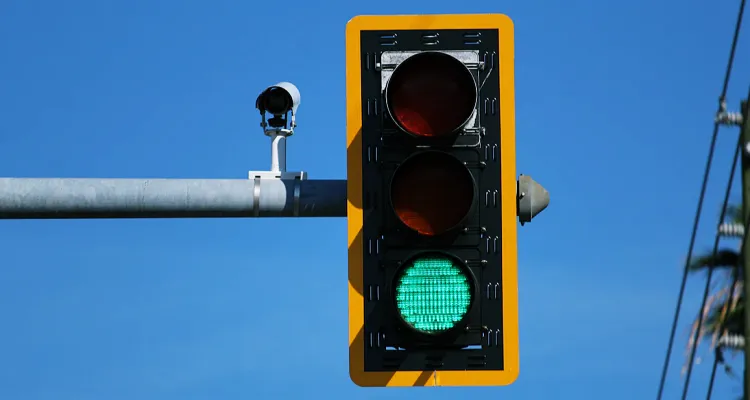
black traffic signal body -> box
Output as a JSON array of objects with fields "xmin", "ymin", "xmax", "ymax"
[{"xmin": 358, "ymin": 28, "xmax": 507, "ymax": 373}]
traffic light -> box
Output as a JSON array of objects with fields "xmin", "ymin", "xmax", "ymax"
[{"xmin": 347, "ymin": 13, "xmax": 528, "ymax": 387}]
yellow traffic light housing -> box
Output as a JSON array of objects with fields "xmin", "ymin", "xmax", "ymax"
[{"xmin": 347, "ymin": 13, "xmax": 520, "ymax": 388}]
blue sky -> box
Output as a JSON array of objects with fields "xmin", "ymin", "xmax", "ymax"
[{"xmin": 1, "ymin": 0, "xmax": 749, "ymax": 399}]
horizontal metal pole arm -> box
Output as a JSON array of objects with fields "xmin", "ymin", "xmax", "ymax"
[{"xmin": 0, "ymin": 178, "xmax": 347, "ymax": 219}]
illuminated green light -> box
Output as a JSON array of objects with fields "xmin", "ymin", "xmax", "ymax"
[{"xmin": 395, "ymin": 255, "xmax": 472, "ymax": 334}]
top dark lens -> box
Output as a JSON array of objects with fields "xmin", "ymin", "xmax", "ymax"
[{"xmin": 386, "ymin": 52, "xmax": 477, "ymax": 138}]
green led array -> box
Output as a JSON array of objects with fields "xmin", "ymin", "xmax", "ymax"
[{"xmin": 395, "ymin": 255, "xmax": 472, "ymax": 334}]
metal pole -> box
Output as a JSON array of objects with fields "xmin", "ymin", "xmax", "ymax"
[
  {"xmin": 742, "ymin": 98, "xmax": 750, "ymax": 400},
  {"xmin": 0, "ymin": 178, "xmax": 347, "ymax": 219}
]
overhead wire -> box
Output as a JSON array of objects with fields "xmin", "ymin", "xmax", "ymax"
[{"xmin": 656, "ymin": 0, "xmax": 747, "ymax": 397}]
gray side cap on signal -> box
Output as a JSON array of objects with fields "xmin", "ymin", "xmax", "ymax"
[{"xmin": 517, "ymin": 174, "xmax": 550, "ymax": 225}]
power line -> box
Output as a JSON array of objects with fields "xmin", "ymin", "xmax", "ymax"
[{"xmin": 656, "ymin": 0, "xmax": 747, "ymax": 398}]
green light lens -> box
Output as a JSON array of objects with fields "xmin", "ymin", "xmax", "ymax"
[{"xmin": 395, "ymin": 255, "xmax": 472, "ymax": 334}]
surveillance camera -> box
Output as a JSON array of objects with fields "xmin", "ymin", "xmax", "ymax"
[{"xmin": 255, "ymin": 82, "xmax": 301, "ymax": 117}]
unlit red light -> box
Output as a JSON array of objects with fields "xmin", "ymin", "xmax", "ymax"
[
  {"xmin": 390, "ymin": 151, "xmax": 474, "ymax": 236},
  {"xmin": 386, "ymin": 52, "xmax": 477, "ymax": 138}
]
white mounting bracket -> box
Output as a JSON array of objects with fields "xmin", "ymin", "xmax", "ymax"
[{"xmin": 248, "ymin": 125, "xmax": 307, "ymax": 181}]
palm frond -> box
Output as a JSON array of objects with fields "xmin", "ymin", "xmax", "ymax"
[
  {"xmin": 724, "ymin": 203, "xmax": 744, "ymax": 225},
  {"xmin": 683, "ymin": 281, "xmax": 744, "ymax": 376},
  {"xmin": 688, "ymin": 249, "xmax": 740, "ymax": 272},
  {"xmin": 705, "ymin": 291, "xmax": 744, "ymax": 338}
]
